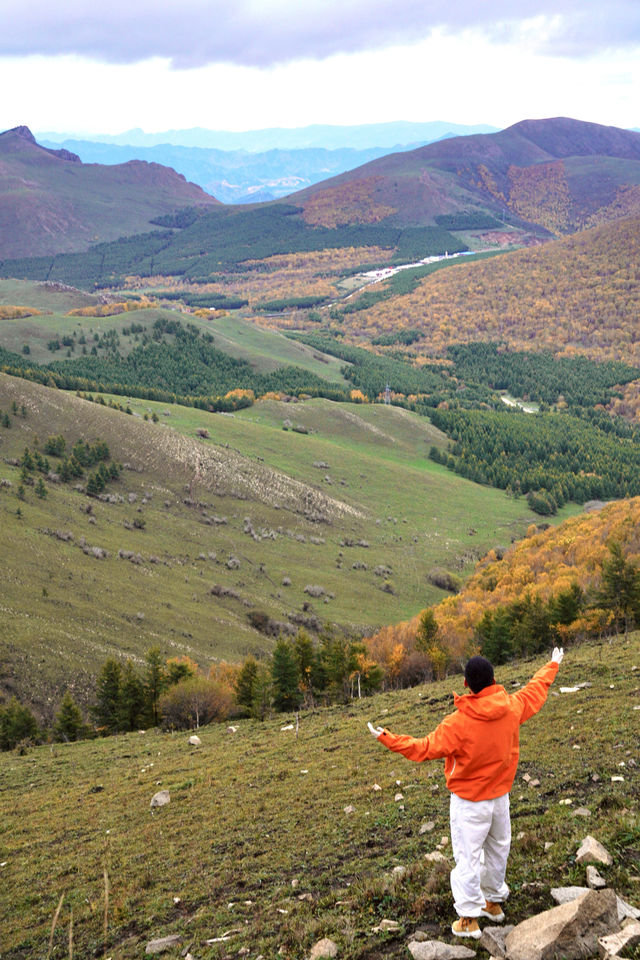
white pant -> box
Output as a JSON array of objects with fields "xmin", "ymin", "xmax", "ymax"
[{"xmin": 449, "ymin": 792, "xmax": 511, "ymax": 917}]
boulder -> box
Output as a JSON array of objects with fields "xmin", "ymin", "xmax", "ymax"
[
  {"xmin": 551, "ymin": 887, "xmax": 640, "ymax": 922},
  {"xmin": 309, "ymin": 938, "xmax": 338, "ymax": 959},
  {"xmin": 145, "ymin": 934, "xmax": 182, "ymax": 954},
  {"xmin": 576, "ymin": 836, "xmax": 613, "ymax": 866},
  {"xmin": 598, "ymin": 921, "xmax": 640, "ymax": 958},
  {"xmin": 150, "ymin": 790, "xmax": 170, "ymax": 810},
  {"xmin": 408, "ymin": 941, "xmax": 476, "ymax": 959},
  {"xmin": 506, "ymin": 889, "xmax": 620, "ymax": 960}
]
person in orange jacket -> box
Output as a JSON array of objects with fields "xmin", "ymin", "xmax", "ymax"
[{"xmin": 368, "ymin": 647, "xmax": 563, "ymax": 939}]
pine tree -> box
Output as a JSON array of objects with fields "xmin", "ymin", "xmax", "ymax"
[
  {"xmin": 144, "ymin": 648, "xmax": 168, "ymax": 726},
  {"xmin": 54, "ymin": 691, "xmax": 85, "ymax": 742},
  {"xmin": 597, "ymin": 541, "xmax": 640, "ymax": 634},
  {"xmin": 235, "ymin": 658, "xmax": 259, "ymax": 714},
  {"xmin": 118, "ymin": 661, "xmax": 145, "ymax": 732},
  {"xmin": 92, "ymin": 658, "xmax": 122, "ymax": 733},
  {"xmin": 0, "ymin": 698, "xmax": 39, "ymax": 750},
  {"xmin": 271, "ymin": 639, "xmax": 301, "ymax": 712}
]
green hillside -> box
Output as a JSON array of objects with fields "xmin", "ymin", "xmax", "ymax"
[
  {"xmin": 0, "ymin": 373, "xmax": 563, "ymax": 715},
  {"xmin": 1, "ymin": 635, "xmax": 638, "ymax": 958}
]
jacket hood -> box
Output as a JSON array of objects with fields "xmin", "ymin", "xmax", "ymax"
[{"xmin": 453, "ymin": 683, "xmax": 510, "ymax": 721}]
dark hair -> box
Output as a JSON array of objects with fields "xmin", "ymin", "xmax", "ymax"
[{"xmin": 465, "ymin": 656, "xmax": 495, "ymax": 694}]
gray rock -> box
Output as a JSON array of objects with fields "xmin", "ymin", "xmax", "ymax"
[
  {"xmin": 150, "ymin": 790, "xmax": 170, "ymax": 809},
  {"xmin": 617, "ymin": 897, "xmax": 640, "ymax": 921},
  {"xmin": 587, "ymin": 866, "xmax": 607, "ymax": 890},
  {"xmin": 408, "ymin": 941, "xmax": 476, "ymax": 960},
  {"xmin": 309, "ymin": 937, "xmax": 338, "ymax": 959},
  {"xmin": 145, "ymin": 934, "xmax": 182, "ymax": 954},
  {"xmin": 424, "ymin": 851, "xmax": 448, "ymax": 863},
  {"xmin": 188, "ymin": 735, "xmax": 202, "ymax": 747},
  {"xmin": 576, "ymin": 836, "xmax": 613, "ymax": 866},
  {"xmin": 551, "ymin": 887, "xmax": 591, "ymax": 906},
  {"xmin": 505, "ymin": 889, "xmax": 620, "ymax": 960},
  {"xmin": 573, "ymin": 807, "xmax": 592, "ymax": 818},
  {"xmin": 598, "ymin": 921, "xmax": 640, "ymax": 958},
  {"xmin": 420, "ymin": 821, "xmax": 436, "ymax": 834},
  {"xmin": 480, "ymin": 924, "xmax": 514, "ymax": 958}
]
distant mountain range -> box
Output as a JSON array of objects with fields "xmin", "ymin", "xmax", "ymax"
[
  {"xmin": 3, "ymin": 117, "xmax": 640, "ymax": 268},
  {"xmin": 37, "ymin": 121, "xmax": 499, "ymax": 152},
  {"xmin": 37, "ymin": 122, "xmax": 499, "ymax": 204},
  {"xmin": 0, "ymin": 126, "xmax": 218, "ymax": 258}
]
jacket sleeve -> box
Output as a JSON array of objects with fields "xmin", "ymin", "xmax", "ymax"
[
  {"xmin": 511, "ymin": 661, "xmax": 559, "ymax": 724},
  {"xmin": 378, "ymin": 712, "xmax": 461, "ymax": 762}
]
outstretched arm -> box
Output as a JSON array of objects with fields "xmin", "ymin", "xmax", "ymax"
[
  {"xmin": 366, "ymin": 713, "xmax": 460, "ymax": 762},
  {"xmin": 512, "ymin": 648, "xmax": 563, "ymax": 723}
]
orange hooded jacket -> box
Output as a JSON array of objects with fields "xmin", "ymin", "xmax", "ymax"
[{"xmin": 378, "ymin": 660, "xmax": 559, "ymax": 802}]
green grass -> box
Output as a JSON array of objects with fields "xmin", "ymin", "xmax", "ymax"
[
  {"xmin": 1, "ymin": 634, "xmax": 638, "ymax": 959},
  {"xmin": 0, "ymin": 374, "xmax": 562, "ymax": 715}
]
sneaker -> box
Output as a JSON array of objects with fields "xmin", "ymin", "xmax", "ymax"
[
  {"xmin": 481, "ymin": 900, "xmax": 505, "ymax": 922},
  {"xmin": 451, "ymin": 917, "xmax": 482, "ymax": 939}
]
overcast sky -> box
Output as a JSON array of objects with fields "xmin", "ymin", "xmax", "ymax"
[{"xmin": 0, "ymin": 0, "xmax": 639, "ymax": 135}]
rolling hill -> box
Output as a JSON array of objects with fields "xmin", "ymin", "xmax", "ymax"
[
  {"xmin": 288, "ymin": 117, "xmax": 640, "ymax": 236},
  {"xmin": 0, "ymin": 371, "xmax": 551, "ymax": 716},
  {"xmin": 0, "ymin": 126, "xmax": 218, "ymax": 258}
]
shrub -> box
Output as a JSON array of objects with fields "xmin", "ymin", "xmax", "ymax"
[
  {"xmin": 427, "ymin": 568, "xmax": 462, "ymax": 593},
  {"xmin": 159, "ymin": 677, "xmax": 233, "ymax": 730},
  {"xmin": 0, "ymin": 698, "xmax": 39, "ymax": 750}
]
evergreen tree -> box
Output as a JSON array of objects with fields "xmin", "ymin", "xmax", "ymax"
[
  {"xmin": 235, "ymin": 657, "xmax": 259, "ymax": 714},
  {"xmin": 144, "ymin": 648, "xmax": 168, "ymax": 726},
  {"xmin": 271, "ymin": 639, "xmax": 301, "ymax": 712},
  {"xmin": 597, "ymin": 541, "xmax": 640, "ymax": 634},
  {"xmin": 118, "ymin": 660, "xmax": 145, "ymax": 731},
  {"xmin": 0, "ymin": 698, "xmax": 39, "ymax": 750},
  {"xmin": 54, "ymin": 691, "xmax": 85, "ymax": 742},
  {"xmin": 415, "ymin": 608, "xmax": 439, "ymax": 653},
  {"xmin": 35, "ymin": 477, "xmax": 47, "ymax": 499},
  {"xmin": 92, "ymin": 658, "xmax": 122, "ymax": 733}
]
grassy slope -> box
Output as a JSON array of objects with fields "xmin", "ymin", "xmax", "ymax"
[
  {"xmin": 0, "ymin": 374, "xmax": 566, "ymax": 716},
  {"xmin": 1, "ymin": 635, "xmax": 638, "ymax": 959},
  {"xmin": 0, "ymin": 279, "xmax": 349, "ymax": 381}
]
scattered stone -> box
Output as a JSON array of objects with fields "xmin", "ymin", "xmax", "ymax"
[
  {"xmin": 188, "ymin": 735, "xmax": 201, "ymax": 747},
  {"xmin": 587, "ymin": 866, "xmax": 607, "ymax": 890},
  {"xmin": 344, "ymin": 805, "xmax": 355, "ymax": 815},
  {"xmin": 573, "ymin": 807, "xmax": 592, "ymax": 818},
  {"xmin": 611, "ymin": 776, "xmax": 625, "ymax": 783},
  {"xmin": 420, "ymin": 821, "xmax": 436, "ymax": 834},
  {"xmin": 227, "ymin": 726, "xmax": 238, "ymax": 733},
  {"xmin": 480, "ymin": 924, "xmax": 514, "ymax": 958},
  {"xmin": 559, "ymin": 798, "xmax": 573, "ymax": 806},
  {"xmin": 391, "ymin": 866, "xmax": 406, "ymax": 878},
  {"xmin": 506, "ymin": 889, "xmax": 620, "ymax": 960},
  {"xmin": 309, "ymin": 937, "xmax": 338, "ymax": 959},
  {"xmin": 598, "ymin": 922, "xmax": 640, "ymax": 958},
  {"xmin": 408, "ymin": 941, "xmax": 475, "ymax": 959},
  {"xmin": 372, "ymin": 783, "xmax": 382, "ymax": 792},
  {"xmin": 530, "ymin": 779, "xmax": 541, "ymax": 788},
  {"xmin": 372, "ymin": 918, "xmax": 402, "ymax": 932},
  {"xmin": 424, "ymin": 851, "xmax": 448, "ymax": 863},
  {"xmin": 617, "ymin": 897, "xmax": 640, "ymax": 921},
  {"xmin": 145, "ymin": 934, "xmax": 182, "ymax": 954},
  {"xmin": 150, "ymin": 790, "xmax": 170, "ymax": 810},
  {"xmin": 545, "ymin": 842, "xmax": 554, "ymax": 852},
  {"xmin": 280, "ymin": 724, "xmax": 294, "ymax": 731},
  {"xmin": 394, "ymin": 793, "xmax": 404, "ymax": 802},
  {"xmin": 576, "ymin": 836, "xmax": 614, "ymax": 866},
  {"xmin": 522, "ymin": 773, "xmax": 532, "ymax": 783}
]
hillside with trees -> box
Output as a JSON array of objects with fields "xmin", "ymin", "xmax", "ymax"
[
  {"xmin": 330, "ymin": 214, "xmax": 640, "ymax": 365},
  {"xmin": 364, "ymin": 497, "xmax": 640, "ymax": 683}
]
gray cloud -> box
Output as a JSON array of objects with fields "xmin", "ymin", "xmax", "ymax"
[{"xmin": 1, "ymin": 0, "xmax": 639, "ymax": 68}]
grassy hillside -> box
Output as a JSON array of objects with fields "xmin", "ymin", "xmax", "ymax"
[
  {"xmin": 0, "ymin": 374, "xmax": 557, "ymax": 715},
  {"xmin": 1, "ymin": 635, "xmax": 638, "ymax": 958},
  {"xmin": 0, "ymin": 126, "xmax": 218, "ymax": 258}
]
